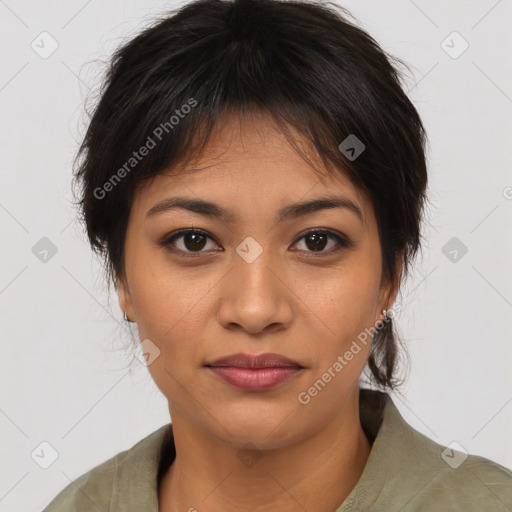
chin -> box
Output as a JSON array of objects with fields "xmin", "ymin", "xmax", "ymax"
[{"xmin": 207, "ymin": 407, "xmax": 305, "ymax": 450}]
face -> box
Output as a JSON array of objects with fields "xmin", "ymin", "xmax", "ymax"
[{"xmin": 117, "ymin": 110, "xmax": 399, "ymax": 450}]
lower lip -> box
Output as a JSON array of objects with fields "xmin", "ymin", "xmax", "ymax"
[{"xmin": 207, "ymin": 366, "xmax": 303, "ymax": 391}]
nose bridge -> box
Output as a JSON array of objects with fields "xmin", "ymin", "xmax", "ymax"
[
  {"xmin": 217, "ymin": 236, "xmax": 292, "ymax": 333},
  {"xmin": 233, "ymin": 237, "xmax": 280, "ymax": 303}
]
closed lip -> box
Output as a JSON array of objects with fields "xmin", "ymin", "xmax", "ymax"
[{"xmin": 204, "ymin": 352, "xmax": 303, "ymax": 369}]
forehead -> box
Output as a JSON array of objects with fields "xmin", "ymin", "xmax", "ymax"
[{"xmin": 132, "ymin": 110, "xmax": 371, "ymax": 226}]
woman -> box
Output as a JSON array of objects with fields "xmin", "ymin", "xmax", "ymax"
[{"xmin": 43, "ymin": 0, "xmax": 512, "ymax": 510}]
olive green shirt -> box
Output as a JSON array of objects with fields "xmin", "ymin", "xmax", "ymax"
[{"xmin": 42, "ymin": 389, "xmax": 512, "ymax": 511}]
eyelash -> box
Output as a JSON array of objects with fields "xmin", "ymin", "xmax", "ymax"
[{"xmin": 159, "ymin": 228, "xmax": 353, "ymax": 258}]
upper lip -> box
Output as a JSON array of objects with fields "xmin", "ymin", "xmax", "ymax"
[{"xmin": 205, "ymin": 352, "xmax": 303, "ymax": 369}]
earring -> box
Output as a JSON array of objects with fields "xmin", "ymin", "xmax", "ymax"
[
  {"xmin": 383, "ymin": 309, "xmax": 388, "ymax": 321},
  {"xmin": 123, "ymin": 311, "xmax": 133, "ymax": 323}
]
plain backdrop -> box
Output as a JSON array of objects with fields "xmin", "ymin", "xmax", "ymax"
[{"xmin": 1, "ymin": 0, "xmax": 511, "ymax": 510}]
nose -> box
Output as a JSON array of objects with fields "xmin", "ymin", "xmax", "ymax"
[{"xmin": 216, "ymin": 246, "xmax": 293, "ymax": 335}]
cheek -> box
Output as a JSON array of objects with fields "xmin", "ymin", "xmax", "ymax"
[
  {"xmin": 128, "ymin": 256, "xmax": 218, "ymax": 359},
  {"xmin": 314, "ymin": 268, "xmax": 380, "ymax": 335},
  {"xmin": 303, "ymin": 272, "xmax": 380, "ymax": 385},
  {"xmin": 130, "ymin": 270, "xmax": 214, "ymax": 400},
  {"xmin": 125, "ymin": 242, "xmax": 184, "ymax": 324},
  {"xmin": 136, "ymin": 283, "xmax": 204, "ymax": 338}
]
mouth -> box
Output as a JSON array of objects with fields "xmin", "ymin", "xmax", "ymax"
[{"xmin": 204, "ymin": 353, "xmax": 305, "ymax": 391}]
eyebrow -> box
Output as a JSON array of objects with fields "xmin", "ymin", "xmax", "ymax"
[{"xmin": 146, "ymin": 194, "xmax": 363, "ymax": 224}]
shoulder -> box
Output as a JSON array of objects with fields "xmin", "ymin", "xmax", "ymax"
[
  {"xmin": 350, "ymin": 392, "xmax": 512, "ymax": 511},
  {"xmin": 42, "ymin": 451, "xmax": 119, "ymax": 512},
  {"xmin": 42, "ymin": 423, "xmax": 173, "ymax": 512},
  {"xmin": 383, "ymin": 398, "xmax": 512, "ymax": 511},
  {"xmin": 405, "ymin": 451, "xmax": 512, "ymax": 511}
]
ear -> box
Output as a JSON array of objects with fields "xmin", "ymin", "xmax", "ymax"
[
  {"xmin": 377, "ymin": 252, "xmax": 404, "ymax": 321},
  {"xmin": 116, "ymin": 276, "xmax": 135, "ymax": 322}
]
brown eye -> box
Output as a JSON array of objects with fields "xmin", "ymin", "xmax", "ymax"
[
  {"xmin": 161, "ymin": 229, "xmax": 221, "ymax": 255},
  {"xmin": 292, "ymin": 229, "xmax": 352, "ymax": 254},
  {"xmin": 304, "ymin": 232, "xmax": 328, "ymax": 251},
  {"xmin": 181, "ymin": 231, "xmax": 207, "ymax": 251},
  {"xmin": 160, "ymin": 228, "xmax": 352, "ymax": 258}
]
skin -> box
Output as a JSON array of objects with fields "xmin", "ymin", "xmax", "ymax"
[{"xmin": 117, "ymin": 110, "xmax": 401, "ymax": 511}]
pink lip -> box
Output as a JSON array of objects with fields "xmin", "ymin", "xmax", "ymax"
[{"xmin": 205, "ymin": 353, "xmax": 304, "ymax": 391}]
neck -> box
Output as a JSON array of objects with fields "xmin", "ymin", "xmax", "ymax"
[{"xmin": 158, "ymin": 389, "xmax": 372, "ymax": 512}]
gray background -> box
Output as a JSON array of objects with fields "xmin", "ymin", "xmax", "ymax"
[{"xmin": 1, "ymin": 0, "xmax": 511, "ymax": 510}]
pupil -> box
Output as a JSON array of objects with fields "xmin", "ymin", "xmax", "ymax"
[
  {"xmin": 306, "ymin": 232, "xmax": 327, "ymax": 251},
  {"xmin": 185, "ymin": 232, "xmax": 206, "ymax": 251}
]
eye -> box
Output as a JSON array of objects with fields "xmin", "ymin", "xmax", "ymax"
[
  {"xmin": 160, "ymin": 229, "xmax": 221, "ymax": 257},
  {"xmin": 160, "ymin": 228, "xmax": 352, "ymax": 258},
  {"xmin": 291, "ymin": 229, "xmax": 352, "ymax": 255}
]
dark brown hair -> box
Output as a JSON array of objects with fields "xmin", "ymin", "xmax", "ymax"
[{"xmin": 73, "ymin": 0, "xmax": 429, "ymax": 390}]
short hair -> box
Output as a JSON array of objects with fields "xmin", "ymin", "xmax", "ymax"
[{"xmin": 73, "ymin": 0, "xmax": 429, "ymax": 390}]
